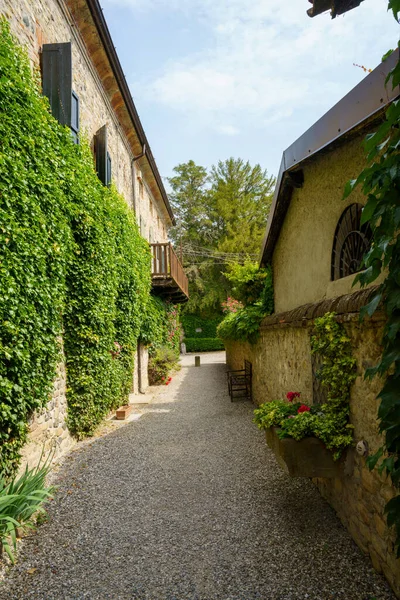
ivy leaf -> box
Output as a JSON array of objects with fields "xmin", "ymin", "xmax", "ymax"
[
  {"xmin": 343, "ymin": 179, "xmax": 357, "ymax": 200},
  {"xmin": 360, "ymin": 293, "xmax": 382, "ymax": 320},
  {"xmin": 366, "ymin": 446, "xmax": 383, "ymax": 470},
  {"xmin": 382, "ymin": 49, "xmax": 395, "ymax": 61},
  {"xmin": 360, "ymin": 196, "xmax": 378, "ymax": 225}
]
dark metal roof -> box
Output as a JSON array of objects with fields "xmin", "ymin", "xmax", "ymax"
[
  {"xmin": 307, "ymin": 0, "xmax": 365, "ymax": 18},
  {"xmin": 84, "ymin": 0, "xmax": 175, "ymax": 225},
  {"xmin": 260, "ymin": 49, "xmax": 400, "ymax": 266}
]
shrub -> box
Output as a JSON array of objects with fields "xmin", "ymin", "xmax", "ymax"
[
  {"xmin": 181, "ymin": 314, "xmax": 222, "ymax": 339},
  {"xmin": 148, "ymin": 346, "xmax": 179, "ymax": 385},
  {"xmin": 224, "ymin": 261, "xmax": 273, "ymax": 308},
  {"xmin": 184, "ymin": 338, "xmax": 225, "ymax": 352},
  {"xmin": 217, "ymin": 304, "xmax": 267, "ymax": 344}
]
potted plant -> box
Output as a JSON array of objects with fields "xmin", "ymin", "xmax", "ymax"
[{"xmin": 254, "ymin": 391, "xmax": 353, "ymax": 477}]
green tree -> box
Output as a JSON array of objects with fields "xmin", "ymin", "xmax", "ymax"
[
  {"xmin": 168, "ymin": 160, "xmax": 210, "ymax": 249},
  {"xmin": 168, "ymin": 158, "xmax": 275, "ymax": 316},
  {"xmin": 209, "ymin": 158, "xmax": 275, "ymax": 256}
]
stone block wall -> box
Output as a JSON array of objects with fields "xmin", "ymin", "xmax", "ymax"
[
  {"xmin": 18, "ymin": 359, "xmax": 75, "ymax": 474},
  {"xmin": 225, "ymin": 302, "xmax": 400, "ymax": 596}
]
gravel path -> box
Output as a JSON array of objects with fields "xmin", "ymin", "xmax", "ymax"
[{"xmin": 0, "ymin": 351, "xmax": 395, "ymax": 600}]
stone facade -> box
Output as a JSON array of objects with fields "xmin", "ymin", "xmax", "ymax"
[
  {"xmin": 0, "ymin": 0, "xmax": 170, "ymax": 246},
  {"xmin": 225, "ymin": 307, "xmax": 400, "ymax": 596},
  {"xmin": 1, "ymin": 0, "xmax": 172, "ymax": 465},
  {"xmin": 18, "ymin": 358, "xmax": 74, "ymax": 473}
]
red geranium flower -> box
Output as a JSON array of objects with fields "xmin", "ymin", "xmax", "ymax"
[
  {"xmin": 286, "ymin": 391, "xmax": 301, "ymax": 402},
  {"xmin": 297, "ymin": 404, "xmax": 310, "ymax": 413}
]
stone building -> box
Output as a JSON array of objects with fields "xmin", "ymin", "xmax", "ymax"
[
  {"xmin": 226, "ymin": 53, "xmax": 400, "ymax": 594},
  {"xmin": 0, "ymin": 0, "xmax": 188, "ymax": 468}
]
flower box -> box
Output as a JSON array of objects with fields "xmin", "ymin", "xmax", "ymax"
[
  {"xmin": 115, "ymin": 404, "xmax": 133, "ymax": 420},
  {"xmin": 265, "ymin": 427, "xmax": 344, "ymax": 478}
]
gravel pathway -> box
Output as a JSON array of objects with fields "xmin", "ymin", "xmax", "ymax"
[{"xmin": 0, "ymin": 352, "xmax": 395, "ymax": 600}]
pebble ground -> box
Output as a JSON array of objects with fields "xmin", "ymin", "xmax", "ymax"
[{"xmin": 0, "ymin": 352, "xmax": 395, "ymax": 600}]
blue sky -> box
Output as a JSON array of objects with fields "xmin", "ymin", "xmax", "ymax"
[{"xmin": 101, "ymin": 0, "xmax": 399, "ymax": 185}]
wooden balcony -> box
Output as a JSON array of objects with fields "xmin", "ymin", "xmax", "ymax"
[{"xmin": 151, "ymin": 243, "xmax": 189, "ymax": 304}]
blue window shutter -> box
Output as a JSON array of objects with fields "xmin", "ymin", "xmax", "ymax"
[
  {"xmin": 106, "ymin": 151, "xmax": 112, "ymax": 187},
  {"xmin": 71, "ymin": 91, "xmax": 79, "ymax": 144},
  {"xmin": 42, "ymin": 43, "xmax": 72, "ymax": 127}
]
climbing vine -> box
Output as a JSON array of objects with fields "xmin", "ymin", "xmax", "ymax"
[
  {"xmin": 254, "ymin": 313, "xmax": 356, "ymax": 459},
  {"xmin": 217, "ymin": 266, "xmax": 274, "ymax": 343},
  {"xmin": 344, "ymin": 0, "xmax": 400, "ymax": 554},
  {"xmin": 0, "ymin": 20, "xmax": 155, "ymax": 473},
  {"xmin": 0, "ymin": 21, "xmax": 71, "ymax": 477}
]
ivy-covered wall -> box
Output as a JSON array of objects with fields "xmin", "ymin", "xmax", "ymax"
[{"xmin": 0, "ymin": 20, "xmax": 159, "ymax": 477}]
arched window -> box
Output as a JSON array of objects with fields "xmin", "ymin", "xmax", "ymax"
[{"xmin": 331, "ymin": 203, "xmax": 372, "ymax": 281}]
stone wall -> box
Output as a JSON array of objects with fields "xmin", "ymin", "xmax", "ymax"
[
  {"xmin": 18, "ymin": 359, "xmax": 75, "ymax": 473},
  {"xmin": 1, "ymin": 0, "xmax": 170, "ymax": 245},
  {"xmin": 225, "ymin": 300, "xmax": 400, "ymax": 596}
]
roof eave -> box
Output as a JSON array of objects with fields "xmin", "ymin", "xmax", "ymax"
[
  {"xmin": 68, "ymin": 0, "xmax": 175, "ymax": 225},
  {"xmin": 260, "ymin": 49, "xmax": 400, "ymax": 266}
]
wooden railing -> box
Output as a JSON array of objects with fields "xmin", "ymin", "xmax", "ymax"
[{"xmin": 151, "ymin": 243, "xmax": 189, "ymax": 298}]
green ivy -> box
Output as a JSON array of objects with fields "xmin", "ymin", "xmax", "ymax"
[
  {"xmin": 217, "ymin": 305, "xmax": 267, "ymax": 344},
  {"xmin": 344, "ymin": 0, "xmax": 400, "ymax": 555},
  {"xmin": 254, "ymin": 313, "xmax": 356, "ymax": 459},
  {"xmin": 0, "ymin": 21, "xmax": 71, "ymax": 477},
  {"xmin": 63, "ymin": 153, "xmax": 151, "ymax": 437},
  {"xmin": 140, "ymin": 296, "xmax": 181, "ymax": 357},
  {"xmin": 217, "ymin": 265, "xmax": 274, "ymax": 343},
  {"xmin": 0, "ymin": 20, "xmax": 155, "ymax": 472}
]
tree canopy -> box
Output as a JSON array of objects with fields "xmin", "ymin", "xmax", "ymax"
[{"xmin": 168, "ymin": 158, "xmax": 275, "ymax": 316}]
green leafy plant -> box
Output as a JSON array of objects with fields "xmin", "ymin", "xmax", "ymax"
[
  {"xmin": 254, "ymin": 313, "xmax": 356, "ymax": 459},
  {"xmin": 0, "ymin": 459, "xmax": 54, "ymax": 562},
  {"xmin": 217, "ymin": 265, "xmax": 273, "ymax": 343},
  {"xmin": 184, "ymin": 338, "xmax": 225, "ymax": 352},
  {"xmin": 343, "ymin": 0, "xmax": 400, "ymax": 554},
  {"xmin": 217, "ymin": 304, "xmax": 268, "ymax": 344},
  {"xmin": 224, "ymin": 262, "xmax": 273, "ymax": 311},
  {"xmin": 148, "ymin": 346, "xmax": 179, "ymax": 385},
  {"xmin": 0, "ymin": 20, "xmax": 71, "ymax": 476}
]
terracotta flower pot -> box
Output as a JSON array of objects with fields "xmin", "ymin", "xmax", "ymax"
[{"xmin": 115, "ymin": 405, "xmax": 133, "ymax": 420}]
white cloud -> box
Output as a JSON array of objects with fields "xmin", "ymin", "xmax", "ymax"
[
  {"xmin": 106, "ymin": 0, "xmax": 399, "ymax": 136},
  {"xmin": 217, "ymin": 124, "xmax": 240, "ymax": 136}
]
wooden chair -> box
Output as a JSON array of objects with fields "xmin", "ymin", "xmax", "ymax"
[{"xmin": 227, "ymin": 360, "xmax": 252, "ymax": 402}]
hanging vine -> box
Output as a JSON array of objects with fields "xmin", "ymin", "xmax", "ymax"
[{"xmin": 344, "ymin": 0, "xmax": 400, "ymax": 554}]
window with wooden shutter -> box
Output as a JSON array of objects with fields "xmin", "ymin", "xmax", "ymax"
[
  {"xmin": 95, "ymin": 125, "xmax": 112, "ymax": 187},
  {"xmin": 42, "ymin": 42, "xmax": 80, "ymax": 142},
  {"xmin": 42, "ymin": 43, "xmax": 72, "ymax": 126}
]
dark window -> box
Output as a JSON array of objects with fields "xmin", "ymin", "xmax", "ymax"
[
  {"xmin": 95, "ymin": 125, "xmax": 111, "ymax": 186},
  {"xmin": 42, "ymin": 43, "xmax": 80, "ymax": 143},
  {"xmin": 71, "ymin": 91, "xmax": 79, "ymax": 144},
  {"xmin": 42, "ymin": 42, "xmax": 72, "ymax": 127},
  {"xmin": 331, "ymin": 203, "xmax": 373, "ymax": 281}
]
